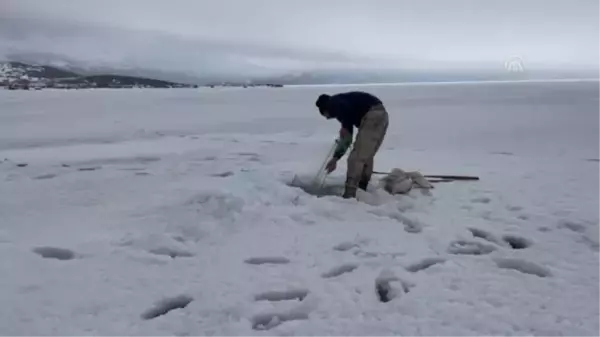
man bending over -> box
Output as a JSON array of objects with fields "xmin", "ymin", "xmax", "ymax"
[{"xmin": 315, "ymin": 91, "xmax": 389, "ymax": 199}]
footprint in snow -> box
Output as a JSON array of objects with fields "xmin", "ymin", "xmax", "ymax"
[
  {"xmin": 353, "ymin": 250, "xmax": 404, "ymax": 259},
  {"xmin": 506, "ymin": 205, "xmax": 524, "ymax": 212},
  {"xmin": 333, "ymin": 241, "xmax": 360, "ymax": 252},
  {"xmin": 506, "ymin": 205, "xmax": 532, "ymax": 221},
  {"xmin": 468, "ymin": 227, "xmax": 502, "ymax": 245},
  {"xmin": 375, "ymin": 269, "xmax": 413, "ymax": 303},
  {"xmin": 405, "ymin": 257, "xmax": 446, "ymax": 272},
  {"xmin": 353, "ymin": 251, "xmax": 378, "ymax": 258},
  {"xmin": 148, "ymin": 247, "xmax": 194, "ymax": 258},
  {"xmin": 467, "ymin": 228, "xmax": 532, "ymax": 250},
  {"xmin": 322, "ymin": 263, "xmax": 358, "ymax": 278},
  {"xmin": 236, "ymin": 152, "xmax": 261, "ymax": 162},
  {"xmin": 210, "ymin": 171, "xmax": 234, "ymax": 178},
  {"xmin": 557, "ymin": 219, "xmax": 587, "ymax": 233},
  {"xmin": 501, "ymin": 234, "xmax": 532, "ymax": 249},
  {"xmin": 32, "ymin": 246, "xmax": 76, "ymax": 260},
  {"xmin": 447, "ymin": 240, "xmax": 496, "ymax": 255},
  {"xmin": 34, "ymin": 173, "xmax": 58, "ymax": 180},
  {"xmin": 471, "ymin": 196, "xmax": 491, "ymax": 204},
  {"xmin": 557, "ymin": 219, "xmax": 599, "ymax": 252},
  {"xmin": 244, "ymin": 256, "xmax": 290, "ymax": 265},
  {"xmin": 141, "ymin": 294, "xmax": 194, "ymax": 320},
  {"xmin": 333, "ymin": 241, "xmax": 359, "ymax": 252},
  {"xmin": 78, "ymin": 166, "xmax": 101, "ymax": 172},
  {"xmin": 494, "ymin": 258, "xmax": 552, "ymax": 278},
  {"xmin": 254, "ymin": 289, "xmax": 309, "ymax": 302},
  {"xmin": 579, "ymin": 236, "xmax": 600, "ymax": 252},
  {"xmin": 119, "ymin": 167, "xmax": 145, "ymax": 171},
  {"xmin": 251, "ymin": 311, "xmax": 308, "ymax": 331},
  {"xmin": 491, "ymin": 151, "xmax": 514, "ymax": 156},
  {"xmin": 83, "ymin": 156, "xmax": 161, "ymax": 166}
]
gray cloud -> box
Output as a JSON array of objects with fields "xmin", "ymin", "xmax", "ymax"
[{"xmin": 1, "ymin": 0, "xmax": 598, "ymax": 80}]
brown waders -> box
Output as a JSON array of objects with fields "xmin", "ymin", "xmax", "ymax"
[{"xmin": 343, "ymin": 104, "xmax": 389, "ymax": 198}]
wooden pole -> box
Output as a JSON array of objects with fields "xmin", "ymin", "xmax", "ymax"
[{"xmin": 372, "ymin": 171, "xmax": 480, "ymax": 181}]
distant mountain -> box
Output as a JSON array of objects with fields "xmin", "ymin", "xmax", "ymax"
[
  {"xmin": 0, "ymin": 61, "xmax": 197, "ymax": 89},
  {"xmin": 80, "ymin": 74, "xmax": 186, "ymax": 88},
  {"xmin": 0, "ymin": 62, "xmax": 79, "ymax": 81},
  {"xmin": 64, "ymin": 64, "xmax": 208, "ymax": 85},
  {"xmin": 5, "ymin": 52, "xmax": 209, "ymax": 85}
]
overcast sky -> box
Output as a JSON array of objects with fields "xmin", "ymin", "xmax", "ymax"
[{"xmin": 1, "ymin": 0, "xmax": 598, "ymax": 78}]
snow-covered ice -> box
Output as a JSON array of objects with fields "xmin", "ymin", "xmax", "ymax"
[{"xmin": 0, "ymin": 81, "xmax": 598, "ymax": 335}]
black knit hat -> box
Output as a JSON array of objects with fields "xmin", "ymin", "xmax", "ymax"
[{"xmin": 315, "ymin": 94, "xmax": 330, "ymax": 114}]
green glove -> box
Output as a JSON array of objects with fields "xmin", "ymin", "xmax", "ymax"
[{"xmin": 333, "ymin": 136, "xmax": 352, "ymax": 160}]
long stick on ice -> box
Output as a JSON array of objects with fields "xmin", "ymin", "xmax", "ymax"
[
  {"xmin": 311, "ymin": 139, "xmax": 338, "ymax": 191},
  {"xmin": 372, "ymin": 171, "xmax": 480, "ymax": 181}
]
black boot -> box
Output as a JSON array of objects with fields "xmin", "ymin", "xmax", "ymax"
[
  {"xmin": 358, "ymin": 175, "xmax": 370, "ymax": 191},
  {"xmin": 342, "ymin": 186, "xmax": 357, "ymax": 199},
  {"xmin": 343, "ymin": 178, "xmax": 358, "ymax": 199}
]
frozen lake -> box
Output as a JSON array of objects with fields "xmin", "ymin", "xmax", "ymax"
[{"xmin": 0, "ymin": 80, "xmax": 598, "ymax": 335}]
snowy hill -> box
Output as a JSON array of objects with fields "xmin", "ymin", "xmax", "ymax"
[
  {"xmin": 0, "ymin": 62, "xmax": 79, "ymax": 82},
  {"xmin": 0, "ymin": 61, "xmax": 197, "ymax": 89},
  {"xmin": 82, "ymin": 74, "xmax": 193, "ymax": 88}
]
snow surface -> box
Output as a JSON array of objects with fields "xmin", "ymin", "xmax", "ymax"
[{"xmin": 0, "ymin": 81, "xmax": 598, "ymax": 336}]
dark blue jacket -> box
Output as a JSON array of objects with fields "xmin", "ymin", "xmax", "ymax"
[{"xmin": 325, "ymin": 91, "xmax": 382, "ymax": 135}]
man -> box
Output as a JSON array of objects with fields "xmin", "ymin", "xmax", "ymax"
[{"xmin": 315, "ymin": 91, "xmax": 389, "ymax": 199}]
